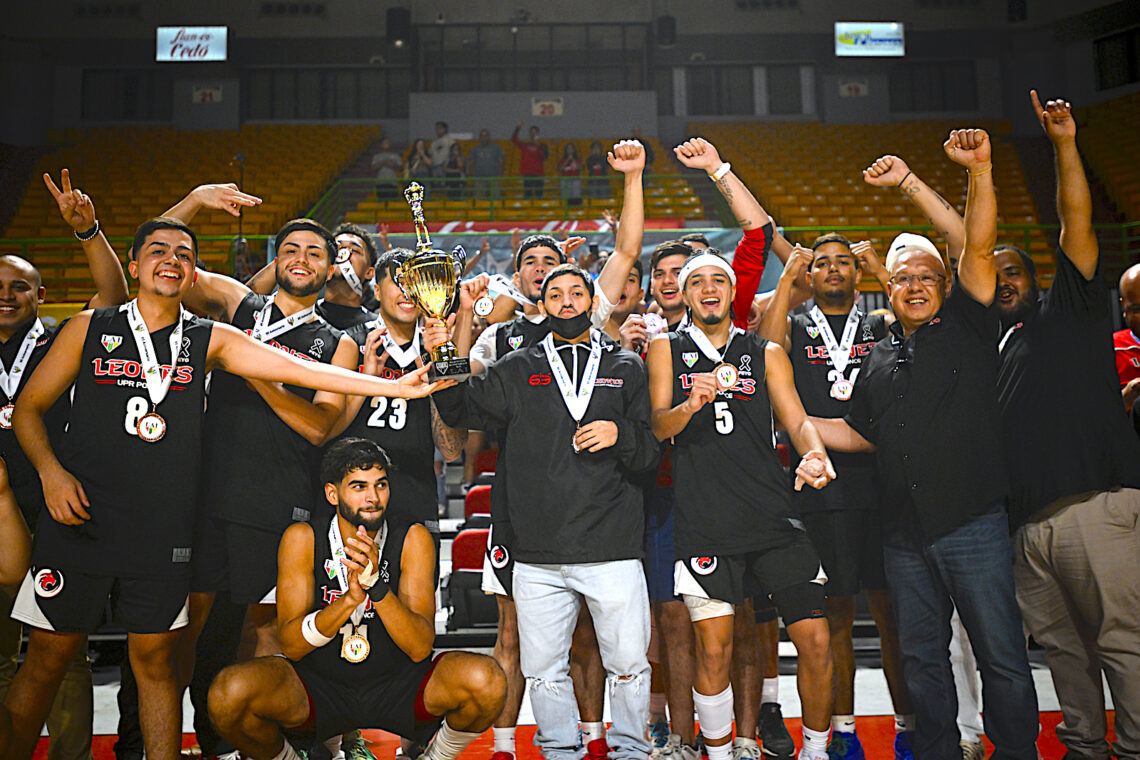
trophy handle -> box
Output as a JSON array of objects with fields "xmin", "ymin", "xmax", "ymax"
[{"xmin": 450, "ymin": 245, "xmax": 467, "ymax": 278}]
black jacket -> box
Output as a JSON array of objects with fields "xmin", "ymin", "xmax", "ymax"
[{"xmin": 435, "ymin": 341, "xmax": 660, "ymax": 563}]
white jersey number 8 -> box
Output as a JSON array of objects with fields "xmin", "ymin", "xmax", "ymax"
[{"xmin": 124, "ymin": 396, "xmax": 149, "ymax": 435}]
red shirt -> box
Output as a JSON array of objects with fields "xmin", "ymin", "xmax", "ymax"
[
  {"xmin": 512, "ymin": 128, "xmax": 548, "ymax": 176},
  {"xmin": 1113, "ymin": 328, "xmax": 1140, "ymax": 388}
]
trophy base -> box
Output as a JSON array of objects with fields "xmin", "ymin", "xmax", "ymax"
[{"xmin": 429, "ymin": 356, "xmax": 471, "ymax": 382}]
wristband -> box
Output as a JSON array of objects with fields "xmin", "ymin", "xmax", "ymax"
[
  {"xmin": 968, "ymin": 165, "xmax": 993, "ymax": 177},
  {"xmin": 896, "ymin": 171, "xmax": 913, "ymax": 188},
  {"xmin": 301, "ymin": 611, "xmax": 334, "ymax": 647},
  {"xmin": 710, "ymin": 162, "xmax": 731, "ymax": 182},
  {"xmin": 367, "ymin": 579, "xmax": 392, "ymax": 605},
  {"xmin": 74, "ymin": 220, "xmax": 100, "ymax": 241}
]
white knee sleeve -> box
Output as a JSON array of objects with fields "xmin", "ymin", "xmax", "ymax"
[{"xmin": 692, "ymin": 685, "xmax": 734, "ymax": 741}]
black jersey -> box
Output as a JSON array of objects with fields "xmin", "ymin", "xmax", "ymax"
[
  {"xmin": 316, "ymin": 299, "xmax": 375, "ymax": 332},
  {"xmin": 293, "ymin": 518, "xmax": 420, "ymax": 683},
  {"xmin": 788, "ymin": 309, "xmax": 886, "ymax": 513},
  {"xmin": 494, "ymin": 316, "xmax": 552, "ymax": 359},
  {"xmin": 340, "ymin": 325, "xmax": 437, "ymax": 526},
  {"xmin": 668, "ymin": 328, "xmax": 797, "ymax": 557},
  {"xmin": 202, "ymin": 293, "xmax": 342, "ymax": 533},
  {"xmin": 35, "ymin": 306, "xmax": 212, "ymax": 577},
  {"xmin": 0, "ymin": 320, "xmax": 65, "ymax": 527}
]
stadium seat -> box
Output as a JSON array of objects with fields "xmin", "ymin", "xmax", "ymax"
[
  {"xmin": 443, "ymin": 528, "xmax": 498, "ymax": 630},
  {"xmin": 464, "ymin": 484, "xmax": 492, "ymax": 522}
]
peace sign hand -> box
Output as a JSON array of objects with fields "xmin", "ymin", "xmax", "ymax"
[{"xmin": 44, "ymin": 169, "xmax": 96, "ymax": 233}]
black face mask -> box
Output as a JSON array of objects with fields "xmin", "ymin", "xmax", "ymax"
[{"xmin": 546, "ymin": 311, "xmax": 593, "ymax": 340}]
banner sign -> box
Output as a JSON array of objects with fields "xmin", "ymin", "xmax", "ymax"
[{"xmin": 156, "ymin": 26, "xmax": 228, "ymax": 62}]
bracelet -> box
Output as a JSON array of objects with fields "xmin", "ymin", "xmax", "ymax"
[
  {"xmin": 74, "ymin": 220, "xmax": 100, "ymax": 241},
  {"xmin": 710, "ymin": 162, "xmax": 731, "ymax": 181},
  {"xmin": 301, "ymin": 611, "xmax": 335, "ymax": 647},
  {"xmin": 896, "ymin": 171, "xmax": 913, "ymax": 187},
  {"xmin": 968, "ymin": 165, "xmax": 993, "ymax": 177}
]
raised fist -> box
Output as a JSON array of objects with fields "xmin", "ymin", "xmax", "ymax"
[
  {"xmin": 608, "ymin": 140, "xmax": 646, "ymax": 174},
  {"xmin": 673, "ymin": 138, "xmax": 723, "ymax": 175},
  {"xmin": 863, "ymin": 155, "xmax": 911, "ymax": 188},
  {"xmin": 943, "ymin": 129, "xmax": 991, "ymax": 171}
]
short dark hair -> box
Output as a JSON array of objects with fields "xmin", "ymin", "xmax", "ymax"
[
  {"xmin": 374, "ymin": 248, "xmax": 414, "ymax": 284},
  {"xmin": 332, "ymin": 222, "xmax": 379, "ymax": 267},
  {"xmin": 995, "ymin": 244, "xmax": 1038, "ymax": 283},
  {"xmin": 515, "ymin": 234, "xmax": 566, "ymax": 270},
  {"xmin": 651, "ymin": 241, "xmax": 693, "ymax": 272},
  {"xmin": 540, "ymin": 263, "xmax": 595, "ymax": 301},
  {"xmin": 630, "ymin": 257, "xmax": 644, "ymax": 283},
  {"xmin": 131, "ymin": 217, "xmax": 198, "ymax": 262},
  {"xmin": 436, "ymin": 121, "xmax": 448, "ymax": 131},
  {"xmin": 679, "ymin": 232, "xmax": 710, "ymax": 248},
  {"xmin": 321, "ymin": 437, "xmax": 393, "ymax": 487},
  {"xmin": 810, "ymin": 233, "xmax": 857, "ymax": 268},
  {"xmin": 275, "ymin": 219, "xmax": 336, "ymax": 263}
]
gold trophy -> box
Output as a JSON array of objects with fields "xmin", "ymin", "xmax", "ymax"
[{"xmin": 396, "ymin": 182, "xmax": 471, "ymax": 381}]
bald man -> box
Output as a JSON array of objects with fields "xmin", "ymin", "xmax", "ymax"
[{"xmin": 1113, "ymin": 263, "xmax": 1140, "ymax": 412}]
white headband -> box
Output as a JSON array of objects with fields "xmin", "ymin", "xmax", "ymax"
[{"xmin": 678, "ymin": 253, "xmax": 737, "ymax": 291}]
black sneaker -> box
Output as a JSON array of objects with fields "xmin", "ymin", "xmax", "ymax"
[{"xmin": 757, "ymin": 703, "xmax": 795, "ymax": 760}]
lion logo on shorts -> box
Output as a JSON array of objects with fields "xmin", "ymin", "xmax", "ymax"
[
  {"xmin": 490, "ymin": 545, "xmax": 510, "ymax": 569},
  {"xmin": 34, "ymin": 568, "xmax": 64, "ymax": 598},
  {"xmin": 691, "ymin": 556, "xmax": 717, "ymax": 575}
]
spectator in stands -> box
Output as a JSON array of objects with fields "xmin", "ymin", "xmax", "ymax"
[
  {"xmin": 997, "ymin": 91, "xmax": 1140, "ymax": 760},
  {"xmin": 231, "ymin": 235, "xmax": 258, "ymax": 281},
  {"xmin": 512, "ymin": 121, "xmax": 548, "ymax": 199},
  {"xmin": 430, "ymin": 121, "xmax": 456, "ymax": 187},
  {"xmin": 1114, "ymin": 263, "xmax": 1140, "ymax": 413},
  {"xmin": 371, "ymin": 137, "xmax": 403, "ymax": 201},
  {"xmin": 586, "ymin": 141, "xmax": 610, "ymax": 199},
  {"xmin": 406, "ymin": 139, "xmax": 433, "ymax": 183},
  {"xmin": 809, "ymin": 129, "xmax": 1040, "ymax": 760},
  {"xmin": 467, "ymin": 129, "xmax": 505, "ymax": 199},
  {"xmin": 444, "ymin": 144, "xmax": 466, "ymax": 200},
  {"xmin": 558, "ymin": 143, "xmax": 584, "ymax": 207}
]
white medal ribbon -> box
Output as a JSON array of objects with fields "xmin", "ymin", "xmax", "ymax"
[
  {"xmin": 541, "ymin": 331, "xmax": 602, "ymax": 423},
  {"xmin": 0, "ymin": 319, "xmax": 44, "ymax": 401},
  {"xmin": 374, "ymin": 320, "xmax": 423, "ymax": 369},
  {"xmin": 487, "ymin": 273, "xmax": 535, "ymax": 307},
  {"xmin": 122, "ymin": 300, "xmax": 184, "ymax": 408},
  {"xmin": 685, "ymin": 323, "xmax": 741, "ymax": 367},
  {"xmin": 337, "ymin": 259, "xmax": 364, "ymax": 297},
  {"xmin": 808, "ymin": 305, "xmax": 861, "ymax": 375},
  {"xmin": 328, "ymin": 515, "xmax": 388, "ymax": 626},
  {"xmin": 998, "ymin": 321, "xmax": 1023, "ymax": 354},
  {"xmin": 250, "ymin": 296, "xmax": 316, "ymax": 343}
]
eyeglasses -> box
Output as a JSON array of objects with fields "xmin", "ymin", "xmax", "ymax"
[{"xmin": 889, "ymin": 273, "xmax": 945, "ymax": 288}]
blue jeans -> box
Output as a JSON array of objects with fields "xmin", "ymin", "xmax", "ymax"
[
  {"xmin": 513, "ymin": 560, "xmax": 651, "ymax": 760},
  {"xmin": 883, "ymin": 510, "xmax": 1039, "ymax": 760}
]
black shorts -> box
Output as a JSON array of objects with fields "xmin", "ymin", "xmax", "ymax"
[
  {"xmin": 11, "ymin": 564, "xmax": 189, "ymax": 634},
  {"xmin": 289, "ymin": 653, "xmax": 442, "ymax": 745},
  {"xmin": 801, "ymin": 510, "xmax": 887, "ymax": 597},
  {"xmin": 675, "ymin": 530, "xmax": 827, "ymax": 624},
  {"xmin": 192, "ymin": 521, "xmax": 294, "ymax": 605},
  {"xmin": 481, "ymin": 521, "xmax": 514, "ymax": 597}
]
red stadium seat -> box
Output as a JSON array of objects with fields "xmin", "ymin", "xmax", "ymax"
[
  {"xmin": 464, "ymin": 485, "xmax": 492, "ymax": 521},
  {"xmin": 445, "ymin": 528, "xmax": 498, "ymax": 629},
  {"xmin": 451, "ymin": 528, "xmax": 489, "ymax": 571},
  {"xmin": 473, "ymin": 448, "xmax": 499, "ymax": 476}
]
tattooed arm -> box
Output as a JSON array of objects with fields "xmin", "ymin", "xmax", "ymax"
[
  {"xmin": 864, "ymin": 155, "xmax": 965, "ymax": 268},
  {"xmin": 431, "ymin": 399, "xmax": 468, "ymax": 462}
]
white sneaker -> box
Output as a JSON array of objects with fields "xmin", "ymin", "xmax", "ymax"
[
  {"xmin": 656, "ymin": 735, "xmax": 700, "ymax": 760},
  {"xmin": 797, "ymin": 749, "xmax": 828, "ymax": 760},
  {"xmin": 960, "ymin": 741, "xmax": 985, "ymax": 760},
  {"xmin": 733, "ymin": 738, "xmax": 763, "ymax": 760}
]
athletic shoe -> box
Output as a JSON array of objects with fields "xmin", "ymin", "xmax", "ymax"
[
  {"xmin": 733, "ymin": 738, "xmax": 764, "ymax": 760},
  {"xmin": 650, "ymin": 721, "xmax": 671, "ymax": 750},
  {"xmin": 893, "ymin": 732, "xmax": 915, "ymax": 760},
  {"xmin": 826, "ymin": 731, "xmax": 865, "ymax": 760},
  {"xmin": 757, "ymin": 703, "xmax": 796, "ymax": 760},
  {"xmin": 586, "ymin": 738, "xmax": 611, "ymax": 760},
  {"xmin": 960, "ymin": 741, "xmax": 985, "ymax": 760},
  {"xmin": 342, "ymin": 732, "xmax": 375, "ymax": 760},
  {"xmin": 657, "ymin": 736, "xmax": 701, "ymax": 760}
]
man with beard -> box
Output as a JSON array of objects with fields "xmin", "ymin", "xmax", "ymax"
[
  {"xmin": 1113, "ymin": 263, "xmax": 1140, "ymax": 412},
  {"xmin": 760, "ymin": 237, "xmax": 913, "ymax": 760},
  {"xmin": 207, "ymin": 438, "xmax": 505, "ymax": 760},
  {"xmin": 993, "ymin": 91, "xmax": 1140, "ymax": 760},
  {"xmin": 4, "ymin": 217, "xmax": 442, "ymax": 760},
  {"xmin": 647, "ymin": 251, "xmax": 836, "ymax": 760},
  {"xmin": 432, "ymin": 263, "xmax": 661, "ymax": 760}
]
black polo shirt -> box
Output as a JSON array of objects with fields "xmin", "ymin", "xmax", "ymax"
[
  {"xmin": 845, "ymin": 285, "xmax": 1008, "ymax": 546},
  {"xmin": 997, "ymin": 250, "xmax": 1140, "ymax": 528}
]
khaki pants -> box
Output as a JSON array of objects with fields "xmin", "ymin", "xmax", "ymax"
[
  {"xmin": 1014, "ymin": 488, "xmax": 1140, "ymax": 760},
  {"xmin": 0, "ymin": 584, "xmax": 94, "ymax": 760}
]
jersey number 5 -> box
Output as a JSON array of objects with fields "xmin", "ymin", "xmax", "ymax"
[
  {"xmin": 368, "ymin": 396, "xmax": 407, "ymax": 430},
  {"xmin": 713, "ymin": 400, "xmax": 734, "ymax": 435}
]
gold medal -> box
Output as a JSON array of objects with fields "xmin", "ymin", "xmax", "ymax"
[
  {"xmin": 136, "ymin": 412, "xmax": 167, "ymax": 443},
  {"xmin": 713, "ymin": 362, "xmax": 739, "ymax": 391},
  {"xmin": 0, "ymin": 404, "xmax": 14, "ymax": 430},
  {"xmin": 341, "ymin": 632, "xmax": 370, "ymax": 663}
]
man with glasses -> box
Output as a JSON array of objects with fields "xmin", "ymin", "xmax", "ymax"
[{"xmin": 808, "ymin": 129, "xmax": 1039, "ymax": 760}]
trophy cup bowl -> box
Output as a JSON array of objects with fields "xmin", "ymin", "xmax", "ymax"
[{"xmin": 394, "ymin": 245, "xmax": 471, "ymax": 381}]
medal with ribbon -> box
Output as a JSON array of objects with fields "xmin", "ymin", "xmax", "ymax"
[
  {"xmin": 685, "ymin": 323, "xmax": 741, "ymax": 391},
  {"xmin": 541, "ymin": 331, "xmax": 602, "ymax": 453},
  {"xmin": 328, "ymin": 515, "xmax": 387, "ymax": 663},
  {"xmin": 122, "ymin": 301, "xmax": 185, "ymax": 443},
  {"xmin": 375, "ymin": 320, "xmax": 423, "ymax": 369},
  {"xmin": 0, "ymin": 319, "xmax": 44, "ymax": 429},
  {"xmin": 486, "ymin": 273, "xmax": 535, "ymax": 307},
  {"xmin": 809, "ymin": 305, "xmax": 861, "ymax": 401},
  {"xmin": 250, "ymin": 296, "xmax": 316, "ymax": 343}
]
